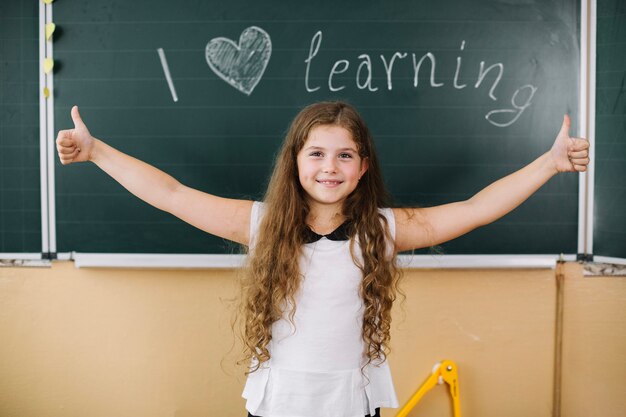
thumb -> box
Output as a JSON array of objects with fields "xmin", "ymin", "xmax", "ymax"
[
  {"xmin": 71, "ymin": 105, "xmax": 86, "ymax": 129},
  {"xmin": 559, "ymin": 114, "xmax": 571, "ymax": 137}
]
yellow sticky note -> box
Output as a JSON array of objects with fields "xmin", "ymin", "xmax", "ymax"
[
  {"xmin": 45, "ymin": 23, "xmax": 56, "ymax": 40},
  {"xmin": 43, "ymin": 0, "xmax": 54, "ymax": 4},
  {"xmin": 43, "ymin": 87, "xmax": 50, "ymax": 98},
  {"xmin": 44, "ymin": 58, "xmax": 54, "ymax": 73}
]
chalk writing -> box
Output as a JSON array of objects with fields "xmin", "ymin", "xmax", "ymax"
[
  {"xmin": 304, "ymin": 30, "xmax": 537, "ymax": 128},
  {"xmin": 485, "ymin": 85, "xmax": 537, "ymax": 127},
  {"xmin": 205, "ymin": 26, "xmax": 272, "ymax": 96},
  {"xmin": 157, "ymin": 48, "xmax": 178, "ymax": 102}
]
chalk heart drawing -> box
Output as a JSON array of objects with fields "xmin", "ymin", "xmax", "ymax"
[{"xmin": 205, "ymin": 26, "xmax": 272, "ymax": 95}]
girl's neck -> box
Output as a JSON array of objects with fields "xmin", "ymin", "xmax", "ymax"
[{"xmin": 306, "ymin": 204, "xmax": 345, "ymax": 235}]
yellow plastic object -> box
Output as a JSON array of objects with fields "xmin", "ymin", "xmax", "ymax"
[
  {"xmin": 46, "ymin": 23, "xmax": 56, "ymax": 40},
  {"xmin": 44, "ymin": 58, "xmax": 54, "ymax": 73},
  {"xmin": 395, "ymin": 360, "xmax": 460, "ymax": 417}
]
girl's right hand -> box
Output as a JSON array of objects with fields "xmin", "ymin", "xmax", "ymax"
[{"xmin": 56, "ymin": 105, "xmax": 95, "ymax": 165}]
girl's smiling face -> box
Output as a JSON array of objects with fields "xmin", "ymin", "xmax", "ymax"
[{"xmin": 296, "ymin": 125, "xmax": 368, "ymax": 212}]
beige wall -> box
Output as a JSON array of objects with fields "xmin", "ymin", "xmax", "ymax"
[{"xmin": 0, "ymin": 262, "xmax": 624, "ymax": 417}]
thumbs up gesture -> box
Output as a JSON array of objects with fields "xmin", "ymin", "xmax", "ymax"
[
  {"xmin": 550, "ymin": 115, "xmax": 590, "ymax": 173},
  {"xmin": 56, "ymin": 105, "xmax": 94, "ymax": 165}
]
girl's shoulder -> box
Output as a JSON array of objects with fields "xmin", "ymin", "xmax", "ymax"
[
  {"xmin": 378, "ymin": 207, "xmax": 396, "ymax": 240},
  {"xmin": 249, "ymin": 201, "xmax": 266, "ymax": 246},
  {"xmin": 251, "ymin": 200, "xmax": 265, "ymax": 220}
]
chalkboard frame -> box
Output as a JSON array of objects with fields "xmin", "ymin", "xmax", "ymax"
[{"xmin": 5, "ymin": 0, "xmax": 620, "ymax": 268}]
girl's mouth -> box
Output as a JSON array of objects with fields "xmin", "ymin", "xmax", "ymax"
[{"xmin": 316, "ymin": 179, "xmax": 343, "ymax": 186}]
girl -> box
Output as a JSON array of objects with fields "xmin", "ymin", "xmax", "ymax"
[{"xmin": 56, "ymin": 101, "xmax": 589, "ymax": 417}]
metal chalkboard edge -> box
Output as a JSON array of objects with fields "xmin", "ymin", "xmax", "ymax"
[{"xmin": 66, "ymin": 253, "xmax": 578, "ymax": 269}]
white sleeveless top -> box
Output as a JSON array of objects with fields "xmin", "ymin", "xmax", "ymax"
[{"xmin": 242, "ymin": 202, "xmax": 399, "ymax": 417}]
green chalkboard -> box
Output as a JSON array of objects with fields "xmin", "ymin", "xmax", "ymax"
[
  {"xmin": 594, "ymin": 0, "xmax": 626, "ymax": 259},
  {"xmin": 53, "ymin": 0, "xmax": 580, "ymax": 255},
  {"xmin": 0, "ymin": 0, "xmax": 41, "ymax": 253}
]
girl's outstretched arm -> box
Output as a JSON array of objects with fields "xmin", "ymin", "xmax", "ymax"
[
  {"xmin": 56, "ymin": 106, "xmax": 253, "ymax": 245},
  {"xmin": 393, "ymin": 115, "xmax": 590, "ymax": 252}
]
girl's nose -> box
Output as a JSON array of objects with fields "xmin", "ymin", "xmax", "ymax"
[{"xmin": 322, "ymin": 158, "xmax": 337, "ymax": 173}]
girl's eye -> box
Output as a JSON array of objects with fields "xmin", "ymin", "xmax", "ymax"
[
  {"xmin": 339, "ymin": 153, "xmax": 353, "ymax": 159},
  {"xmin": 309, "ymin": 151, "xmax": 323, "ymax": 157}
]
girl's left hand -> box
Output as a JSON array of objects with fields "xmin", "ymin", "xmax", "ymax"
[{"xmin": 550, "ymin": 115, "xmax": 590, "ymax": 173}]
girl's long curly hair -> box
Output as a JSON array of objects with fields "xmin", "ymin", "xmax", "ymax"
[{"xmin": 237, "ymin": 101, "xmax": 401, "ymax": 373}]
